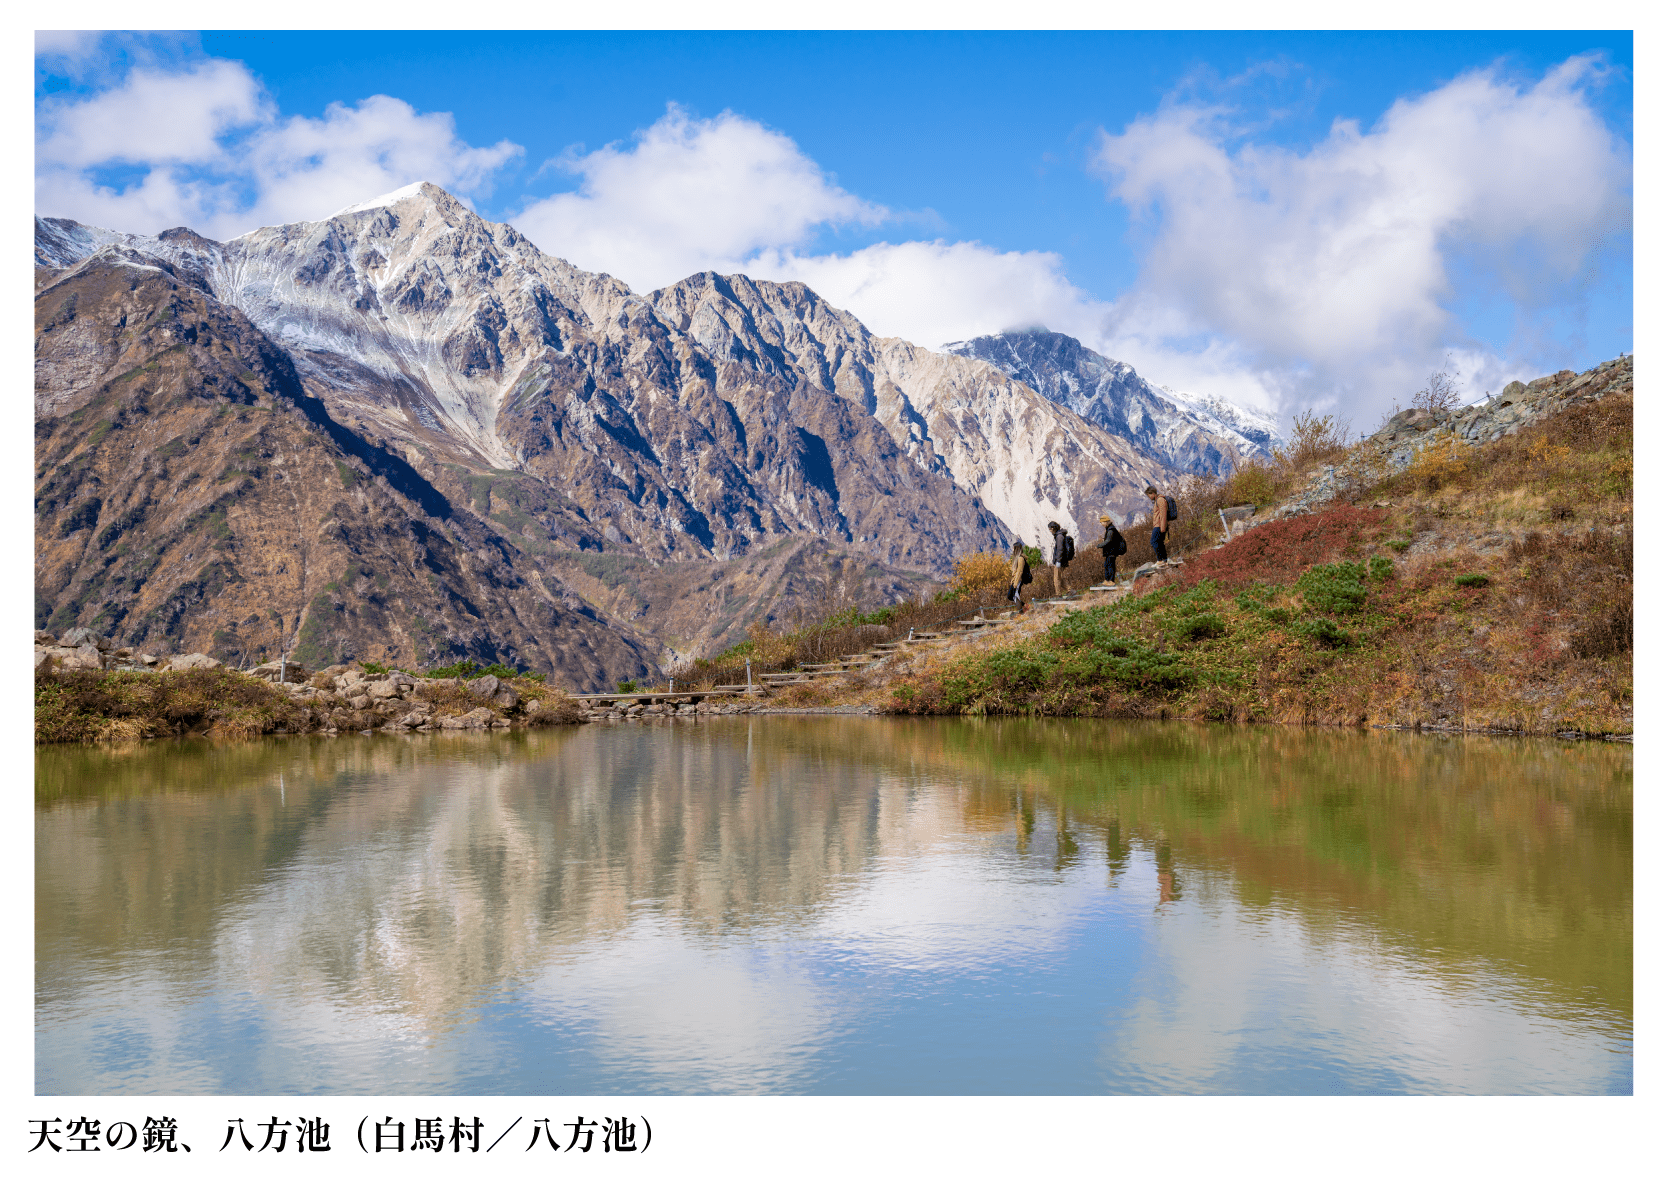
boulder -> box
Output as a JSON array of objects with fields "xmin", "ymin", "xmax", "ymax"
[
  {"xmin": 311, "ymin": 664, "xmax": 354, "ymax": 688},
  {"xmin": 64, "ymin": 643, "xmax": 105, "ymax": 670},
  {"xmin": 492, "ymin": 684, "xmax": 520, "ymax": 709},
  {"xmin": 35, "ymin": 630, "xmax": 55, "ymax": 644},
  {"xmin": 367, "ymin": 680, "xmax": 401, "ymax": 699},
  {"xmin": 467, "ymin": 674, "xmax": 501, "ymax": 699},
  {"xmin": 440, "ymin": 707, "xmax": 496, "ymax": 730},
  {"xmin": 250, "ymin": 659, "xmax": 308, "ymax": 682},
  {"xmin": 61, "ymin": 626, "xmax": 96, "ymax": 648},
  {"xmin": 168, "ymin": 653, "xmax": 222, "ymax": 670}
]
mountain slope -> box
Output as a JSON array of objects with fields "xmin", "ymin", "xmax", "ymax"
[
  {"xmin": 647, "ymin": 273, "xmax": 1176, "ymax": 545},
  {"xmin": 33, "ymin": 251, "xmax": 665, "ymax": 689},
  {"xmin": 942, "ymin": 330, "xmax": 1279, "ymax": 478},
  {"xmin": 38, "ymin": 185, "xmax": 1009, "ymax": 573},
  {"xmin": 36, "ymin": 182, "xmax": 1234, "ymax": 673}
]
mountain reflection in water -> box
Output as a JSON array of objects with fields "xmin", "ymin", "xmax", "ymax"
[{"xmin": 36, "ymin": 718, "xmax": 1631, "ymax": 1094}]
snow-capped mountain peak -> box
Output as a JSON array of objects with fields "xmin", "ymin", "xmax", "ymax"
[
  {"xmin": 332, "ymin": 179, "xmax": 433, "ymax": 217},
  {"xmin": 942, "ymin": 330, "xmax": 1279, "ymax": 478}
]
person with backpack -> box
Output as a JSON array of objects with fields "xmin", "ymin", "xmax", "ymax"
[
  {"xmin": 1145, "ymin": 486, "xmax": 1176, "ymax": 562},
  {"xmin": 1046, "ymin": 520, "xmax": 1074, "ymax": 597},
  {"xmin": 1096, "ymin": 513, "xmax": 1126, "ymax": 583},
  {"xmin": 1008, "ymin": 540, "xmax": 1032, "ymax": 614}
]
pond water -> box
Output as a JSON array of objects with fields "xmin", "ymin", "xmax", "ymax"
[{"xmin": 36, "ymin": 718, "xmax": 1631, "ymax": 1095}]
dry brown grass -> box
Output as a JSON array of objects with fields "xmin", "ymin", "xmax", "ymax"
[
  {"xmin": 36, "ymin": 666, "xmax": 313, "ymax": 743},
  {"xmin": 949, "ymin": 552, "xmax": 1013, "ymax": 596}
]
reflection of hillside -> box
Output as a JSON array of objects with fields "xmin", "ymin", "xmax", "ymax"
[
  {"xmin": 38, "ymin": 726, "xmax": 922, "ymax": 1036},
  {"xmin": 760, "ymin": 718, "xmax": 1631, "ymax": 1019},
  {"xmin": 37, "ymin": 718, "xmax": 1630, "ymax": 1045}
]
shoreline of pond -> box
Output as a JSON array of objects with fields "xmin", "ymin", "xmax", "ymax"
[{"xmin": 35, "ymin": 703, "xmax": 1633, "ymax": 746}]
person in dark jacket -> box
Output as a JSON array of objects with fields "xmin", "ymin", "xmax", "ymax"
[{"xmin": 1096, "ymin": 513, "xmax": 1124, "ymax": 583}]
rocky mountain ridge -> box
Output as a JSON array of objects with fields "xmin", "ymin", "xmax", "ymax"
[
  {"xmin": 34, "ymin": 181, "xmax": 1243, "ymax": 682},
  {"xmin": 942, "ymin": 329, "xmax": 1279, "ymax": 479},
  {"xmin": 1249, "ymin": 355, "xmax": 1633, "ymax": 524}
]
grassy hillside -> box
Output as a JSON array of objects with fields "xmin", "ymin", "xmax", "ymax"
[{"xmin": 824, "ymin": 373, "xmax": 1633, "ymax": 736}]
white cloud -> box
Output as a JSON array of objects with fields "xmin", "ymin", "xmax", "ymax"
[
  {"xmin": 512, "ymin": 105, "xmax": 886, "ymax": 289},
  {"xmin": 38, "ymin": 61, "xmax": 268, "ymax": 170},
  {"xmin": 33, "ymin": 30, "xmax": 106, "ymax": 64},
  {"xmin": 508, "ymin": 106, "xmax": 1133, "ymax": 382},
  {"xmin": 1091, "ymin": 55, "xmax": 1631, "ymax": 422},
  {"xmin": 755, "ymin": 240, "xmax": 1107, "ymax": 352},
  {"xmin": 34, "ymin": 49, "xmax": 1627, "ymax": 428},
  {"xmin": 35, "ymin": 55, "xmax": 522, "ymax": 240},
  {"xmin": 241, "ymin": 96, "xmax": 522, "ymax": 233}
]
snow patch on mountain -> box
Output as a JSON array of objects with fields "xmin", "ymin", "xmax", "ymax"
[
  {"xmin": 942, "ymin": 330, "xmax": 1280, "ymax": 479},
  {"xmin": 1159, "ymin": 384, "xmax": 1281, "ymax": 448},
  {"xmin": 333, "ymin": 181, "xmax": 430, "ymax": 217}
]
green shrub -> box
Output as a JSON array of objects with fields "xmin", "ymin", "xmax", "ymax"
[
  {"xmin": 616, "ymin": 679, "xmax": 638, "ymax": 693},
  {"xmin": 1294, "ymin": 617, "xmax": 1353, "ymax": 648},
  {"xmin": 1266, "ymin": 607, "xmax": 1292, "ymax": 625},
  {"xmin": 427, "ymin": 659, "xmax": 537, "ymax": 681},
  {"xmin": 1455, "ymin": 574, "xmax": 1489, "ymax": 588},
  {"xmin": 1173, "ymin": 614, "xmax": 1226, "ymax": 642},
  {"xmin": 1369, "ymin": 556, "xmax": 1395, "ymax": 582},
  {"xmin": 1297, "ymin": 562, "xmax": 1369, "ymax": 615}
]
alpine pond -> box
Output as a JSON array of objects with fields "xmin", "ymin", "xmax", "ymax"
[{"xmin": 36, "ymin": 718, "xmax": 1630, "ymax": 1094}]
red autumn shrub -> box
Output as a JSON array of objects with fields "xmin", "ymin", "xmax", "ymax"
[{"xmin": 1177, "ymin": 506, "xmax": 1390, "ymax": 591}]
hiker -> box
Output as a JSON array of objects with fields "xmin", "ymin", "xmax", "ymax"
[
  {"xmin": 1095, "ymin": 513, "xmax": 1125, "ymax": 583},
  {"xmin": 1008, "ymin": 540, "xmax": 1031, "ymax": 614},
  {"xmin": 1046, "ymin": 520, "xmax": 1074, "ymax": 597},
  {"xmin": 1145, "ymin": 486, "xmax": 1173, "ymax": 563}
]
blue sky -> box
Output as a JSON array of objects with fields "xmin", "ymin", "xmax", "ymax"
[{"xmin": 35, "ymin": 29, "xmax": 1633, "ymax": 427}]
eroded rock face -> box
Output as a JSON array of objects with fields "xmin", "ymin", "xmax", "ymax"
[{"xmin": 33, "ymin": 246, "xmax": 664, "ymax": 691}]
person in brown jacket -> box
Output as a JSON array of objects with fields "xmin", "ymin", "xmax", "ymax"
[
  {"xmin": 1145, "ymin": 486, "xmax": 1171, "ymax": 562},
  {"xmin": 1008, "ymin": 541, "xmax": 1030, "ymax": 614}
]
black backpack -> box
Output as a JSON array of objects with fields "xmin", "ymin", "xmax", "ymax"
[
  {"xmin": 1166, "ymin": 496, "xmax": 1178, "ymax": 522},
  {"xmin": 1020, "ymin": 559, "xmax": 1033, "ymax": 585},
  {"xmin": 1114, "ymin": 530, "xmax": 1127, "ymax": 556},
  {"xmin": 1060, "ymin": 533, "xmax": 1075, "ymax": 564}
]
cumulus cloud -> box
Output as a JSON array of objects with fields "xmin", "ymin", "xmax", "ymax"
[
  {"xmin": 35, "ymin": 53, "xmax": 522, "ymax": 240},
  {"xmin": 1092, "ymin": 55, "xmax": 1632, "ymax": 421},
  {"xmin": 756, "ymin": 240, "xmax": 1108, "ymax": 353},
  {"xmin": 513, "ymin": 105, "xmax": 886, "ymax": 289},
  {"xmin": 510, "ymin": 106, "xmax": 1112, "ymax": 362},
  {"xmin": 35, "ymin": 46, "xmax": 1628, "ymax": 427}
]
